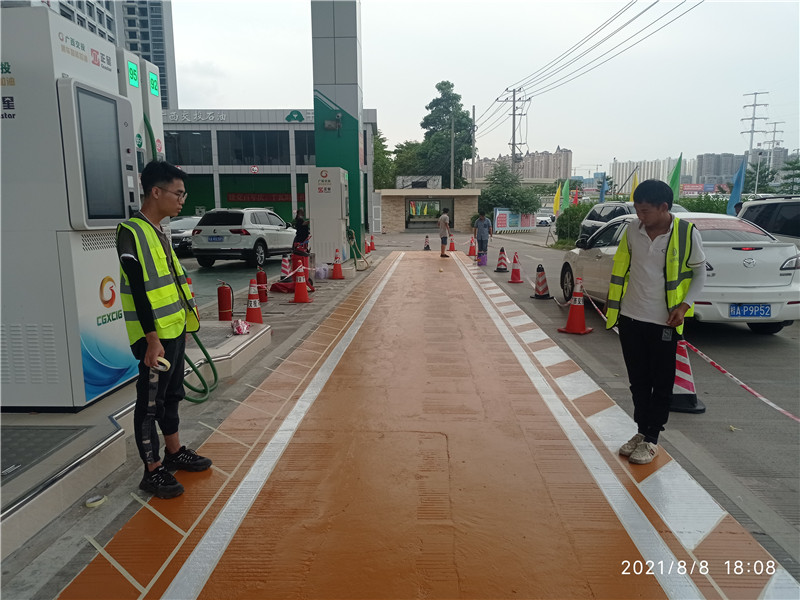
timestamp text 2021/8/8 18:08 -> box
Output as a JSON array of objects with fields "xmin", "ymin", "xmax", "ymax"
[{"xmin": 621, "ymin": 560, "xmax": 777, "ymax": 576}]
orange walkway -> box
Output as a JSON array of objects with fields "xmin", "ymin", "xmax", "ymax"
[{"xmin": 59, "ymin": 252, "xmax": 798, "ymax": 599}]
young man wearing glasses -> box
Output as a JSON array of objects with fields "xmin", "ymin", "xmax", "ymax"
[{"xmin": 116, "ymin": 160, "xmax": 212, "ymax": 499}]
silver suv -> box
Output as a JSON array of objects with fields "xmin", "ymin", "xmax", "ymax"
[
  {"xmin": 738, "ymin": 195, "xmax": 800, "ymax": 251},
  {"xmin": 191, "ymin": 208, "xmax": 296, "ymax": 268}
]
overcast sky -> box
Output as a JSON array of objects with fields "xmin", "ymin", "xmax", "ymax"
[{"xmin": 171, "ymin": 0, "xmax": 799, "ymax": 176}]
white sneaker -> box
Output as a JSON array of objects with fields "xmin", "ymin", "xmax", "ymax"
[
  {"xmin": 618, "ymin": 433, "xmax": 645, "ymax": 457},
  {"xmin": 629, "ymin": 441, "xmax": 659, "ymax": 464}
]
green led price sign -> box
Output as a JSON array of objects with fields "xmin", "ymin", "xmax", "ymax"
[
  {"xmin": 128, "ymin": 61, "xmax": 139, "ymax": 88},
  {"xmin": 149, "ymin": 72, "xmax": 159, "ymax": 97}
]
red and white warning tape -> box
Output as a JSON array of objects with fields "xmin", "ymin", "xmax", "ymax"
[{"xmin": 579, "ymin": 292, "xmax": 799, "ymax": 423}]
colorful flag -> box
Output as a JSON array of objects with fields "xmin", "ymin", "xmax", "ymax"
[
  {"xmin": 668, "ymin": 153, "xmax": 682, "ymax": 204},
  {"xmin": 598, "ymin": 174, "xmax": 609, "ymax": 203},
  {"xmin": 727, "ymin": 158, "xmax": 747, "ymax": 215},
  {"xmin": 629, "ymin": 171, "xmax": 639, "ymax": 203},
  {"xmin": 552, "ymin": 181, "xmax": 562, "ymax": 215},
  {"xmin": 423, "ymin": 203, "xmax": 428, "ymax": 215},
  {"xmin": 572, "ymin": 186, "xmax": 580, "ymax": 205},
  {"xmin": 561, "ymin": 179, "xmax": 569, "ymax": 210},
  {"xmin": 409, "ymin": 201, "xmax": 416, "ymax": 215}
]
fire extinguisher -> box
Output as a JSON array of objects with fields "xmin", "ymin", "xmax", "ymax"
[
  {"xmin": 217, "ymin": 281, "xmax": 233, "ymax": 321},
  {"xmin": 256, "ymin": 267, "xmax": 268, "ymax": 304}
]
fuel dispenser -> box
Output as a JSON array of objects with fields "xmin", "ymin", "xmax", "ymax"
[
  {"xmin": 307, "ymin": 167, "xmax": 349, "ymax": 265},
  {"xmin": 0, "ymin": 5, "xmax": 164, "ymax": 410}
]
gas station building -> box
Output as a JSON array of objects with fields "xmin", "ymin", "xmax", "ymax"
[{"xmin": 162, "ymin": 108, "xmax": 380, "ymax": 229}]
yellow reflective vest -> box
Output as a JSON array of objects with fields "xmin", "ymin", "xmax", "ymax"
[
  {"xmin": 118, "ymin": 217, "xmax": 200, "ymax": 344},
  {"xmin": 606, "ymin": 217, "xmax": 696, "ymax": 335}
]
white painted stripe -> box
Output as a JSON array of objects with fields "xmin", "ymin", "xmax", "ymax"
[
  {"xmin": 491, "ymin": 294, "xmax": 511, "ymax": 304},
  {"xmin": 454, "ymin": 258, "xmax": 702, "ymax": 599},
  {"xmin": 84, "ymin": 535, "xmax": 145, "ymax": 593},
  {"xmin": 763, "ymin": 569, "xmax": 800, "ymax": 598},
  {"xmin": 555, "ymin": 369, "xmax": 602, "ymax": 401},
  {"xmin": 533, "ymin": 345, "xmax": 570, "ymax": 368},
  {"xmin": 517, "ymin": 327, "xmax": 549, "ymax": 344},
  {"xmin": 163, "ymin": 255, "xmax": 405, "ymax": 600},
  {"xmin": 498, "ymin": 303, "xmax": 519, "ymax": 314},
  {"xmin": 506, "ymin": 314, "xmax": 533, "ymax": 327},
  {"xmin": 586, "ymin": 405, "xmax": 637, "ymax": 454},
  {"xmin": 639, "ymin": 461, "xmax": 726, "ymax": 551},
  {"xmin": 485, "ymin": 289, "xmax": 505, "ymax": 296}
]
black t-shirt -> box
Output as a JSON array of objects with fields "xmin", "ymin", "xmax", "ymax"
[{"xmin": 293, "ymin": 216, "xmax": 310, "ymax": 244}]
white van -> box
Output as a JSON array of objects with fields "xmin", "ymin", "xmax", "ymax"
[{"xmin": 738, "ymin": 196, "xmax": 800, "ymax": 251}]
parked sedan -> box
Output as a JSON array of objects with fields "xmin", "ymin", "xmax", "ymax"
[
  {"xmin": 169, "ymin": 216, "xmax": 201, "ymax": 257},
  {"xmin": 560, "ymin": 213, "xmax": 800, "ymax": 334}
]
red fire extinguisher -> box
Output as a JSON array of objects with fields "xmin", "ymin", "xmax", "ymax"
[
  {"xmin": 256, "ymin": 267, "xmax": 268, "ymax": 304},
  {"xmin": 217, "ymin": 281, "xmax": 233, "ymax": 321}
]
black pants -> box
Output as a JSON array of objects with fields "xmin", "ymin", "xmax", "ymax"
[
  {"xmin": 131, "ymin": 333, "xmax": 186, "ymax": 466},
  {"xmin": 617, "ymin": 316, "xmax": 679, "ymax": 444},
  {"xmin": 477, "ymin": 238, "xmax": 489, "ymax": 253}
]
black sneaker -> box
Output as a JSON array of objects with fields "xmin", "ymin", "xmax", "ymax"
[
  {"xmin": 139, "ymin": 466, "xmax": 184, "ymax": 499},
  {"xmin": 163, "ymin": 446, "xmax": 212, "ymax": 472}
]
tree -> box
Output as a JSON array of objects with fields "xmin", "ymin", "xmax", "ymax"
[
  {"xmin": 372, "ymin": 130, "xmax": 395, "ymax": 190},
  {"xmin": 393, "ymin": 140, "xmax": 425, "ymax": 184},
  {"xmin": 743, "ymin": 161, "xmax": 777, "ymax": 194},
  {"xmin": 477, "ymin": 162, "xmax": 541, "ymax": 216},
  {"xmin": 778, "ymin": 158, "xmax": 800, "ymax": 194}
]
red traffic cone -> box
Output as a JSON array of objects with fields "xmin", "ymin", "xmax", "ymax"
[
  {"xmin": 245, "ymin": 279, "xmax": 263, "ymax": 324},
  {"xmin": 331, "ymin": 248, "xmax": 345, "ymax": 280},
  {"xmin": 291, "ymin": 265, "xmax": 312, "ymax": 303},
  {"xmin": 423, "ymin": 235, "xmax": 431, "ymax": 251},
  {"xmin": 279, "ymin": 254, "xmax": 291, "ymax": 282},
  {"xmin": 448, "ymin": 235, "xmax": 456, "ymax": 252},
  {"xmin": 670, "ymin": 340, "xmax": 705, "ymax": 413},
  {"xmin": 256, "ymin": 267, "xmax": 268, "ymax": 303},
  {"xmin": 531, "ymin": 264, "xmax": 551, "ymax": 299},
  {"xmin": 370, "ymin": 234, "xmax": 376, "ymax": 251},
  {"xmin": 468, "ymin": 237, "xmax": 477, "ymax": 257},
  {"xmin": 558, "ymin": 277, "xmax": 592, "ymax": 334},
  {"xmin": 508, "ymin": 252, "xmax": 523, "ymax": 283},
  {"xmin": 365, "ymin": 240, "xmax": 371, "ymax": 255},
  {"xmin": 495, "ymin": 247, "xmax": 509, "ymax": 272}
]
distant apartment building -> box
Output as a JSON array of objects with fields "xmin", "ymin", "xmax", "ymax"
[
  {"xmin": 463, "ymin": 147, "xmax": 573, "ymax": 182},
  {"xmin": 695, "ymin": 153, "xmax": 746, "ymax": 186},
  {"xmin": 29, "ymin": 0, "xmax": 119, "ymax": 42},
  {"xmin": 115, "ymin": 0, "xmax": 178, "ymax": 110},
  {"xmin": 609, "ymin": 157, "xmax": 695, "ymax": 194}
]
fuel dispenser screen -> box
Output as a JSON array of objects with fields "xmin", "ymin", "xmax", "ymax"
[{"xmin": 77, "ymin": 89, "xmax": 126, "ymax": 220}]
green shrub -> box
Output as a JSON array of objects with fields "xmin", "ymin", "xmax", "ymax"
[
  {"xmin": 677, "ymin": 194, "xmax": 728, "ymax": 214},
  {"xmin": 555, "ymin": 203, "xmax": 593, "ymax": 241}
]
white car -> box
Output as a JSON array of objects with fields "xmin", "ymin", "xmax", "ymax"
[
  {"xmin": 560, "ymin": 212, "xmax": 800, "ymax": 334},
  {"xmin": 191, "ymin": 208, "xmax": 296, "ymax": 268}
]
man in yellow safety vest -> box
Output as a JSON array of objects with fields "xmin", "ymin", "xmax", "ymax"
[
  {"xmin": 606, "ymin": 179, "xmax": 706, "ymax": 465},
  {"xmin": 116, "ymin": 160, "xmax": 210, "ymax": 499}
]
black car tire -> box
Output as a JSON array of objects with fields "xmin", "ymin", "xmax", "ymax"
[
  {"xmin": 197, "ymin": 257, "xmax": 215, "ymax": 268},
  {"xmin": 248, "ymin": 241, "xmax": 267, "ymax": 267},
  {"xmin": 560, "ymin": 264, "xmax": 575, "ymax": 303},
  {"xmin": 746, "ymin": 322, "xmax": 784, "ymax": 335}
]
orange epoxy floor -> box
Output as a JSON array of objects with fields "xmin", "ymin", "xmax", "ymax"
[{"xmin": 59, "ymin": 252, "xmax": 787, "ymax": 600}]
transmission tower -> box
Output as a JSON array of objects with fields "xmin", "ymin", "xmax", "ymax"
[
  {"xmin": 741, "ymin": 91, "xmax": 768, "ymax": 162},
  {"xmin": 497, "ymin": 88, "xmax": 528, "ymax": 175},
  {"xmin": 764, "ymin": 121, "xmax": 785, "ymax": 169}
]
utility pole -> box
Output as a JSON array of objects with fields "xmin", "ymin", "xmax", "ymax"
[
  {"xmin": 764, "ymin": 121, "xmax": 784, "ymax": 170},
  {"xmin": 741, "ymin": 91, "xmax": 769, "ymax": 163},
  {"xmin": 497, "ymin": 88, "xmax": 525, "ymax": 175},
  {"xmin": 471, "ymin": 105, "xmax": 476, "ymax": 188},
  {"xmin": 450, "ymin": 113, "xmax": 455, "ymax": 189}
]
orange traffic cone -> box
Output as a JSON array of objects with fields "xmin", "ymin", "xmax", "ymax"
[
  {"xmin": 508, "ymin": 252, "xmax": 523, "ymax": 283},
  {"xmin": 531, "ymin": 264, "xmax": 551, "ymax": 299},
  {"xmin": 331, "ymin": 248, "xmax": 345, "ymax": 280},
  {"xmin": 364, "ymin": 240, "xmax": 370, "ymax": 255},
  {"xmin": 186, "ymin": 277, "xmax": 195, "ymax": 298},
  {"xmin": 370, "ymin": 234, "xmax": 376, "ymax": 251},
  {"xmin": 448, "ymin": 235, "xmax": 456, "ymax": 252},
  {"xmin": 558, "ymin": 277, "xmax": 592, "ymax": 334},
  {"xmin": 279, "ymin": 254, "xmax": 291, "ymax": 282},
  {"xmin": 494, "ymin": 247, "xmax": 509, "ymax": 272},
  {"xmin": 256, "ymin": 267, "xmax": 268, "ymax": 303},
  {"xmin": 423, "ymin": 235, "xmax": 431, "ymax": 251},
  {"xmin": 468, "ymin": 237, "xmax": 477, "ymax": 257},
  {"xmin": 670, "ymin": 340, "xmax": 705, "ymax": 413},
  {"xmin": 291, "ymin": 265, "xmax": 312, "ymax": 303},
  {"xmin": 245, "ymin": 279, "xmax": 263, "ymax": 324}
]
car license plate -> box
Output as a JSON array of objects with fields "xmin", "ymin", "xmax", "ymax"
[
  {"xmin": 208, "ymin": 235, "xmax": 223, "ymax": 242},
  {"xmin": 729, "ymin": 303, "xmax": 771, "ymax": 318}
]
